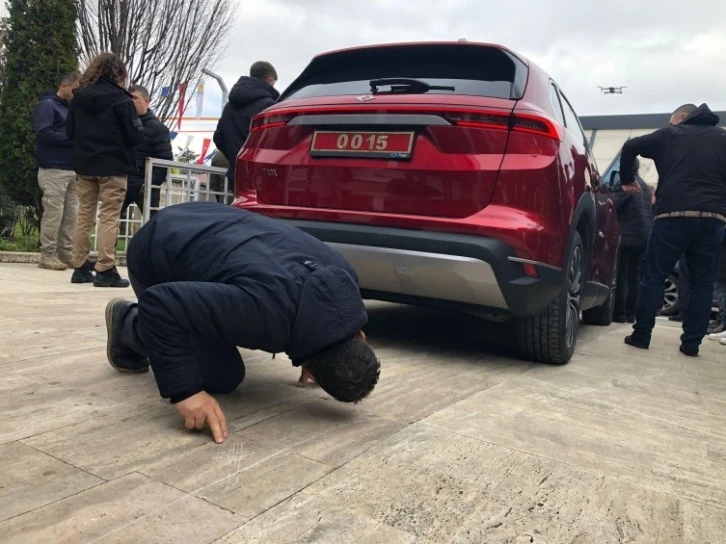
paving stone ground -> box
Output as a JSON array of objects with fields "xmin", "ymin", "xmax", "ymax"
[{"xmin": 1, "ymin": 262, "xmax": 725, "ymax": 543}]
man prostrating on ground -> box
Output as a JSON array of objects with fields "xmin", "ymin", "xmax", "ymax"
[{"xmin": 104, "ymin": 202, "xmax": 380, "ymax": 443}]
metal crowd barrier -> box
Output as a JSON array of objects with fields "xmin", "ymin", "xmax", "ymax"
[
  {"xmin": 142, "ymin": 158, "xmax": 231, "ymax": 223},
  {"xmin": 89, "ymin": 159, "xmax": 232, "ymax": 253}
]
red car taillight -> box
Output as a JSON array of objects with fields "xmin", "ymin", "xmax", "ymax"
[{"xmin": 249, "ymin": 106, "xmax": 561, "ymax": 140}]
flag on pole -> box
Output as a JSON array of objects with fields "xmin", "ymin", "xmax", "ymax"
[
  {"xmin": 178, "ymin": 82, "xmax": 188, "ymax": 128},
  {"xmin": 196, "ymin": 82, "xmax": 205, "ymax": 120},
  {"xmin": 175, "ymin": 135, "xmax": 194, "ymax": 159},
  {"xmin": 203, "ymin": 150, "xmax": 217, "ymax": 163},
  {"xmin": 197, "ymin": 138, "xmax": 212, "ymax": 164},
  {"xmin": 161, "ymin": 86, "xmax": 171, "ymax": 98},
  {"xmin": 170, "ymin": 131, "xmax": 178, "ymax": 141}
]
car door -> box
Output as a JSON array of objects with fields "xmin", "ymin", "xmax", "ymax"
[{"xmin": 558, "ymin": 91, "xmax": 617, "ymax": 286}]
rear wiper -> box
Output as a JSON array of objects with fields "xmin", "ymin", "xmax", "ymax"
[{"xmin": 369, "ymin": 78, "xmax": 455, "ymax": 94}]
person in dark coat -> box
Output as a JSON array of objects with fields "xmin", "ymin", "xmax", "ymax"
[
  {"xmin": 707, "ymin": 231, "xmax": 726, "ymax": 337},
  {"xmin": 32, "ymin": 73, "xmax": 79, "ymax": 271},
  {"xmin": 620, "ymin": 103, "xmax": 726, "ymax": 356},
  {"xmin": 611, "ymin": 158, "xmax": 653, "ymax": 323},
  {"xmin": 209, "ymin": 150, "xmax": 231, "ymax": 204},
  {"xmin": 67, "ymin": 53, "xmax": 143, "ymax": 288},
  {"xmin": 104, "ymin": 202, "xmax": 380, "ymax": 443},
  {"xmin": 121, "ymin": 84, "xmax": 173, "ymax": 218},
  {"xmin": 213, "ymin": 61, "xmax": 279, "ymax": 190}
]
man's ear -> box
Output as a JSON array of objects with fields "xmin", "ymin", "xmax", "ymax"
[{"xmin": 357, "ymin": 330, "xmax": 366, "ymax": 341}]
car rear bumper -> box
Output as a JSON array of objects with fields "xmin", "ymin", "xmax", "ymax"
[{"xmin": 283, "ymin": 220, "xmax": 565, "ymax": 316}]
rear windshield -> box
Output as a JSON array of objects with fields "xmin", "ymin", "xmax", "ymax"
[{"xmin": 282, "ymin": 44, "xmax": 524, "ymax": 101}]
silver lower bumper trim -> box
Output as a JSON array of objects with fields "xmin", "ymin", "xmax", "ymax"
[{"xmin": 328, "ymin": 243, "xmax": 508, "ymax": 310}]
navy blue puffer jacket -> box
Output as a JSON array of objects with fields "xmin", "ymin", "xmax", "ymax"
[
  {"xmin": 612, "ymin": 176, "xmax": 654, "ymax": 248},
  {"xmin": 126, "ymin": 202, "xmax": 367, "ymax": 400}
]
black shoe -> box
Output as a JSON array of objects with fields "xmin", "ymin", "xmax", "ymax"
[
  {"xmin": 94, "ymin": 267, "xmax": 130, "ymax": 288},
  {"xmin": 626, "ymin": 316, "xmax": 635, "ymax": 324},
  {"xmin": 624, "ymin": 335, "xmax": 649, "ymax": 350},
  {"xmin": 71, "ymin": 260, "xmax": 95, "ymax": 284},
  {"xmin": 105, "ymin": 298, "xmax": 149, "ymax": 373},
  {"xmin": 668, "ymin": 315, "xmax": 684, "ymax": 323},
  {"xmin": 613, "ymin": 315, "xmax": 627, "ymax": 324},
  {"xmin": 679, "ymin": 345, "xmax": 699, "ymax": 357}
]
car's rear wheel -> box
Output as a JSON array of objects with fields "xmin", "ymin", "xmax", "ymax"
[
  {"xmin": 582, "ymin": 247, "xmax": 618, "ymax": 326},
  {"xmin": 516, "ymin": 232, "xmax": 583, "ymax": 364},
  {"xmin": 661, "ymin": 274, "xmax": 679, "ymax": 315}
]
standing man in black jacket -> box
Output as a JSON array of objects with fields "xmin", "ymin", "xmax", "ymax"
[
  {"xmin": 67, "ymin": 53, "xmax": 143, "ymax": 288},
  {"xmin": 611, "ymin": 158, "xmax": 653, "ymax": 323},
  {"xmin": 32, "ymin": 73, "xmax": 79, "ymax": 271},
  {"xmin": 122, "ymin": 85, "xmax": 173, "ymax": 218},
  {"xmin": 213, "ymin": 61, "xmax": 279, "ymax": 193},
  {"xmin": 103, "ymin": 202, "xmax": 380, "ymax": 443},
  {"xmin": 621, "ymin": 104, "xmax": 726, "ymax": 356}
]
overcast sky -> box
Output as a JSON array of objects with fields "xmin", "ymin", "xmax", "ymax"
[
  {"xmin": 206, "ymin": 0, "xmax": 726, "ymax": 118},
  {"xmin": 2, "ymin": 1, "xmax": 723, "ymax": 120}
]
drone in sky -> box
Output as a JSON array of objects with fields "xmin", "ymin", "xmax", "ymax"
[{"xmin": 598, "ymin": 86, "xmax": 627, "ymax": 95}]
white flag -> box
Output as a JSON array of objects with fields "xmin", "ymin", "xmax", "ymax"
[{"xmin": 196, "ymin": 82, "xmax": 205, "ymax": 120}]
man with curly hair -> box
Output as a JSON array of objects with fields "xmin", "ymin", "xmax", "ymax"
[
  {"xmin": 67, "ymin": 52, "xmax": 143, "ymax": 288},
  {"xmin": 103, "ymin": 202, "xmax": 381, "ymax": 443}
]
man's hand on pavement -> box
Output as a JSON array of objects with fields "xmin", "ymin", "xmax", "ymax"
[
  {"xmin": 175, "ymin": 391, "xmax": 229, "ymax": 443},
  {"xmin": 296, "ymin": 366, "xmax": 317, "ymax": 388}
]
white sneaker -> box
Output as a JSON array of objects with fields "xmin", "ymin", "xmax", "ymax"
[
  {"xmin": 721, "ymin": 338, "xmax": 726, "ymax": 346},
  {"xmin": 708, "ymin": 330, "xmax": 726, "ymax": 341}
]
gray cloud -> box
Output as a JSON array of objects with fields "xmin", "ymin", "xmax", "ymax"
[{"xmin": 208, "ymin": 0, "xmax": 726, "ymax": 117}]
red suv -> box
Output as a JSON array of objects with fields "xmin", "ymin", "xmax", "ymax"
[{"xmin": 233, "ymin": 41, "xmax": 621, "ymax": 364}]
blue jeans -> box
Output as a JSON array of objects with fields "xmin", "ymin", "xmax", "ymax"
[{"xmin": 633, "ymin": 217, "xmax": 723, "ymax": 348}]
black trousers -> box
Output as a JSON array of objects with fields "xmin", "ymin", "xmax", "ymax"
[
  {"xmin": 614, "ymin": 245, "xmax": 645, "ymax": 320},
  {"xmin": 121, "ymin": 183, "xmax": 161, "ymax": 219},
  {"xmin": 120, "ymin": 269, "xmax": 245, "ymax": 398},
  {"xmin": 676, "ymin": 255, "xmax": 690, "ymax": 315},
  {"xmin": 633, "ymin": 217, "xmax": 723, "ymax": 349}
]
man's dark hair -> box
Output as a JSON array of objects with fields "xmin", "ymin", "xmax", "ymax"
[
  {"xmin": 672, "ymin": 104, "xmax": 698, "ymax": 118},
  {"xmin": 305, "ymin": 336, "xmax": 380, "ymax": 403},
  {"xmin": 60, "ymin": 73, "xmax": 79, "ymax": 86},
  {"xmin": 250, "ymin": 61, "xmax": 277, "ymax": 81},
  {"xmin": 129, "ymin": 84, "xmax": 150, "ymax": 100}
]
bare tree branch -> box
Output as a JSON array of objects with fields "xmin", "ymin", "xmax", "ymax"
[{"xmin": 76, "ymin": 0, "xmax": 233, "ymax": 123}]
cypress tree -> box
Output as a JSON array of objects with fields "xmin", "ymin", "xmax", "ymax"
[{"xmin": 0, "ymin": 0, "xmax": 78, "ymax": 218}]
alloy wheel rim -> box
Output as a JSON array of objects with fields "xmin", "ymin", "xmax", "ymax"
[
  {"xmin": 566, "ymin": 246, "xmax": 583, "ymax": 348},
  {"xmin": 662, "ymin": 278, "xmax": 678, "ymax": 311},
  {"xmin": 609, "ymin": 255, "xmax": 618, "ymax": 317}
]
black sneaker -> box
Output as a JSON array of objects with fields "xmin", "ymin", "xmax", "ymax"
[
  {"xmin": 626, "ymin": 316, "xmax": 635, "ymax": 324},
  {"xmin": 624, "ymin": 335, "xmax": 649, "ymax": 350},
  {"xmin": 668, "ymin": 315, "xmax": 684, "ymax": 323},
  {"xmin": 105, "ymin": 298, "xmax": 149, "ymax": 373},
  {"xmin": 95, "ymin": 267, "xmax": 130, "ymax": 288},
  {"xmin": 679, "ymin": 345, "xmax": 699, "ymax": 357},
  {"xmin": 71, "ymin": 260, "xmax": 95, "ymax": 284}
]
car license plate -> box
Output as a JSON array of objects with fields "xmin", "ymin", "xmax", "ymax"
[{"xmin": 310, "ymin": 131, "xmax": 414, "ymax": 160}]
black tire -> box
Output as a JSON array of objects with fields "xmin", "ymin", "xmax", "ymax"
[
  {"xmin": 516, "ymin": 232, "xmax": 584, "ymax": 364},
  {"xmin": 582, "ymin": 246, "xmax": 618, "ymax": 326}
]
